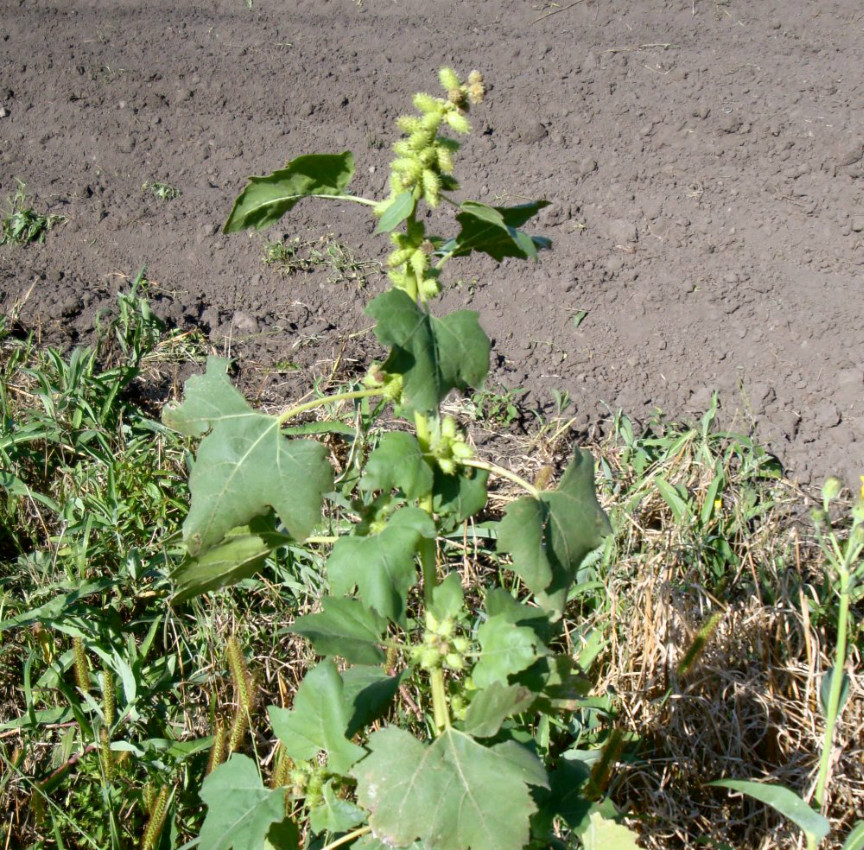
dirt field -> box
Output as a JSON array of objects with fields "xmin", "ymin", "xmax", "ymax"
[{"xmin": 1, "ymin": 0, "xmax": 862, "ymax": 488}]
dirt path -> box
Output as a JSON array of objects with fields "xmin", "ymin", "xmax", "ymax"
[{"xmin": 2, "ymin": 0, "xmax": 862, "ymax": 487}]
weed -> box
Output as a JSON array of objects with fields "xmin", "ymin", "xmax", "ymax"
[
  {"xmin": 1, "ymin": 181, "xmax": 66, "ymax": 245},
  {"xmin": 142, "ymin": 180, "xmax": 181, "ymax": 201},
  {"xmin": 263, "ymin": 233, "xmax": 381, "ymax": 286}
]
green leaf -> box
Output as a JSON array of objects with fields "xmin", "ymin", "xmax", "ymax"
[
  {"xmin": 497, "ymin": 449, "xmax": 610, "ymax": 618},
  {"xmin": 198, "ymin": 755, "xmax": 289, "ymax": 850},
  {"xmin": 268, "ymin": 660, "xmax": 365, "ymax": 775},
  {"xmin": 710, "ymin": 780, "xmax": 830, "ymax": 843},
  {"xmin": 170, "ymin": 519, "xmax": 292, "ymax": 603},
  {"xmin": 327, "ymin": 509, "xmax": 431, "ymax": 623},
  {"xmin": 432, "ymin": 466, "xmax": 488, "ymax": 525},
  {"xmin": 223, "ymin": 152, "xmax": 355, "ymax": 232},
  {"xmin": 352, "ymin": 727, "xmax": 547, "ymax": 850},
  {"xmin": 361, "ymin": 432, "xmax": 433, "ymax": 500},
  {"xmin": 429, "ymin": 571, "xmax": 465, "ymax": 622},
  {"xmin": 340, "ymin": 666, "xmax": 402, "ymax": 738},
  {"xmin": 473, "ymin": 614, "xmax": 547, "ymax": 689},
  {"xmin": 288, "ymin": 597, "xmax": 387, "ymax": 665},
  {"xmin": 367, "ymin": 290, "xmax": 490, "ymax": 414},
  {"xmin": 308, "ymin": 780, "xmax": 366, "ymax": 835},
  {"xmin": 461, "ymin": 681, "xmax": 536, "ymax": 738},
  {"xmin": 440, "ymin": 200, "xmax": 551, "ymax": 262},
  {"xmin": 375, "ymin": 191, "xmax": 415, "ymax": 234},
  {"xmin": 582, "ymin": 811, "xmax": 641, "ymax": 850},
  {"xmin": 164, "ymin": 358, "xmax": 333, "ymax": 555},
  {"xmin": 841, "ymin": 820, "xmax": 864, "ymax": 850}
]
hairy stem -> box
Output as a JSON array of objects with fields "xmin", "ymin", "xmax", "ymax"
[
  {"xmin": 319, "ymin": 825, "xmax": 372, "ymax": 850},
  {"xmin": 461, "ymin": 458, "xmax": 540, "ymax": 498},
  {"xmin": 278, "ymin": 387, "xmax": 381, "ymax": 424}
]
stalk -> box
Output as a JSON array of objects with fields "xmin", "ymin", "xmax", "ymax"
[
  {"xmin": 813, "ymin": 567, "xmax": 851, "ymax": 811},
  {"xmin": 278, "ymin": 387, "xmax": 381, "ymax": 424}
]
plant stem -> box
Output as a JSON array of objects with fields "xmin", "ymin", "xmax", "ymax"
[
  {"xmin": 319, "ymin": 825, "xmax": 372, "ymax": 850},
  {"xmin": 461, "ymin": 458, "xmax": 540, "ymax": 498},
  {"xmin": 430, "ymin": 668, "xmax": 450, "ymax": 733},
  {"xmin": 310, "ymin": 193, "xmax": 378, "ymax": 207},
  {"xmin": 813, "ymin": 567, "xmax": 851, "ymax": 811},
  {"xmin": 278, "ymin": 387, "xmax": 381, "ymax": 424}
]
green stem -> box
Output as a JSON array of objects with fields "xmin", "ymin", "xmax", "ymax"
[
  {"xmin": 319, "ymin": 825, "xmax": 372, "ymax": 850},
  {"xmin": 461, "ymin": 458, "xmax": 540, "ymax": 498},
  {"xmin": 310, "ymin": 193, "xmax": 378, "ymax": 207},
  {"xmin": 278, "ymin": 387, "xmax": 381, "ymax": 424},
  {"xmin": 430, "ymin": 668, "xmax": 450, "ymax": 733},
  {"xmin": 813, "ymin": 567, "xmax": 851, "ymax": 811}
]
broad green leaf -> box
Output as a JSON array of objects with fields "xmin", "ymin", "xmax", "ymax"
[
  {"xmin": 582, "ymin": 811, "xmax": 641, "ymax": 850},
  {"xmin": 473, "ymin": 614, "xmax": 548, "ymax": 689},
  {"xmin": 308, "ymin": 781, "xmax": 366, "ymax": 835},
  {"xmin": 170, "ymin": 519, "xmax": 292, "ymax": 603},
  {"xmin": 198, "ymin": 755, "xmax": 288, "ymax": 850},
  {"xmin": 710, "ymin": 780, "xmax": 830, "ymax": 843},
  {"xmin": 438, "ymin": 200, "xmax": 551, "ymax": 261},
  {"xmin": 432, "ymin": 465, "xmax": 489, "ymax": 525},
  {"xmin": 484, "ymin": 587, "xmax": 553, "ymax": 642},
  {"xmin": 340, "ymin": 666, "xmax": 402, "ymax": 738},
  {"xmin": 288, "ymin": 597, "xmax": 387, "ymax": 665},
  {"xmin": 361, "ymin": 432, "xmax": 433, "ymax": 500},
  {"xmin": 355, "ymin": 838, "xmax": 423, "ymax": 850},
  {"xmin": 497, "ymin": 449, "xmax": 610, "ymax": 618},
  {"xmin": 461, "ymin": 681, "xmax": 536, "ymax": 738},
  {"xmin": 268, "ymin": 659, "xmax": 365, "ymax": 775},
  {"xmin": 164, "ymin": 358, "xmax": 333, "ymax": 555},
  {"xmin": 367, "ymin": 290, "xmax": 490, "ymax": 414},
  {"xmin": 429, "ymin": 571, "xmax": 465, "ymax": 622},
  {"xmin": 545, "ymin": 754, "xmax": 592, "ymax": 830},
  {"xmin": 327, "ymin": 508, "xmax": 434, "ymax": 623},
  {"xmin": 224, "ymin": 152, "xmax": 355, "ymax": 232},
  {"xmin": 375, "ymin": 191, "xmax": 415, "ymax": 234},
  {"xmin": 352, "ymin": 727, "xmax": 547, "ymax": 850},
  {"xmin": 841, "ymin": 820, "xmax": 864, "ymax": 850}
]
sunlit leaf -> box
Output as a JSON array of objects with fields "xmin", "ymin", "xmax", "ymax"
[
  {"xmin": 367, "ymin": 290, "xmax": 489, "ymax": 414},
  {"xmin": 497, "ymin": 449, "xmax": 610, "ymax": 617},
  {"xmin": 461, "ymin": 681, "xmax": 536, "ymax": 738},
  {"xmin": 224, "ymin": 152, "xmax": 355, "ymax": 232},
  {"xmin": 288, "ymin": 597, "xmax": 387, "ymax": 665},
  {"xmin": 375, "ymin": 191, "xmax": 415, "ymax": 234},
  {"xmin": 361, "ymin": 432, "xmax": 433, "ymax": 500},
  {"xmin": 352, "ymin": 727, "xmax": 547, "ymax": 850},
  {"xmin": 472, "ymin": 614, "xmax": 548, "ymax": 688},
  {"xmin": 437, "ymin": 200, "xmax": 551, "ymax": 261},
  {"xmin": 710, "ymin": 780, "xmax": 830, "ymax": 843},
  {"xmin": 268, "ymin": 660, "xmax": 365, "ymax": 775},
  {"xmin": 308, "ymin": 780, "xmax": 366, "ymax": 835},
  {"xmin": 164, "ymin": 358, "xmax": 333, "ymax": 555},
  {"xmin": 582, "ymin": 811, "xmax": 641, "ymax": 850},
  {"xmin": 198, "ymin": 755, "xmax": 289, "ymax": 850}
]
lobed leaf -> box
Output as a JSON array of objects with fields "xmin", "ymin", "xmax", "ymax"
[
  {"xmin": 582, "ymin": 812, "xmax": 641, "ymax": 849},
  {"xmin": 268, "ymin": 659, "xmax": 365, "ymax": 775},
  {"xmin": 461, "ymin": 681, "xmax": 536, "ymax": 738},
  {"xmin": 352, "ymin": 727, "xmax": 548, "ymax": 850},
  {"xmin": 288, "ymin": 597, "xmax": 387, "ymax": 665},
  {"xmin": 361, "ymin": 431, "xmax": 434, "ymax": 500},
  {"xmin": 472, "ymin": 614, "xmax": 548, "ymax": 689},
  {"xmin": 308, "ymin": 781, "xmax": 366, "ymax": 835},
  {"xmin": 327, "ymin": 508, "xmax": 434, "ymax": 624},
  {"xmin": 437, "ymin": 200, "xmax": 551, "ymax": 262},
  {"xmin": 367, "ymin": 289, "xmax": 490, "ymax": 414},
  {"xmin": 223, "ymin": 152, "xmax": 355, "ymax": 232},
  {"xmin": 198, "ymin": 755, "xmax": 292, "ymax": 850},
  {"xmin": 497, "ymin": 448, "xmax": 610, "ymax": 618},
  {"xmin": 164, "ymin": 358, "xmax": 333, "ymax": 555}
]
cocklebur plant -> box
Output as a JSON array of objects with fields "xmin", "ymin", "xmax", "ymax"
[{"xmin": 165, "ymin": 69, "xmax": 630, "ymax": 849}]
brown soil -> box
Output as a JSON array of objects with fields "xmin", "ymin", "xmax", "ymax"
[{"xmin": 1, "ymin": 0, "xmax": 862, "ymax": 488}]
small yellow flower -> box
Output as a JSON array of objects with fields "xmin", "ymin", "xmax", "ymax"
[{"xmin": 860, "ymin": 475, "xmax": 864, "ymax": 499}]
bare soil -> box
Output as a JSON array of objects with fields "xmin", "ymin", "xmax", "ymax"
[{"xmin": 2, "ymin": 0, "xmax": 863, "ymax": 488}]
